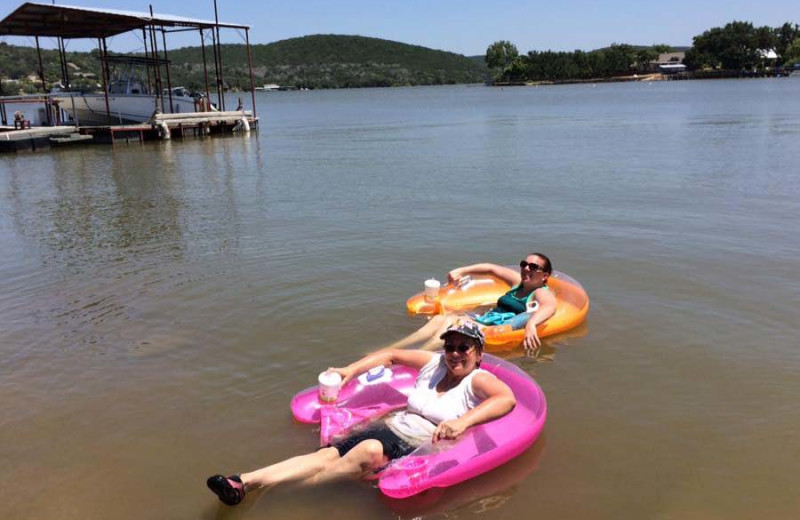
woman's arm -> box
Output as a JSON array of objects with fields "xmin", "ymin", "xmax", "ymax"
[
  {"xmin": 522, "ymin": 286, "xmax": 558, "ymax": 354},
  {"xmin": 331, "ymin": 350, "xmax": 435, "ymax": 386},
  {"xmin": 432, "ymin": 372, "xmax": 516, "ymax": 443},
  {"xmin": 448, "ymin": 263, "xmax": 521, "ymax": 287}
]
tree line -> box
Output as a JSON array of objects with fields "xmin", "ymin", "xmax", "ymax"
[
  {"xmin": 486, "ymin": 21, "xmax": 800, "ymax": 83},
  {"xmin": 0, "ymin": 35, "xmax": 489, "ymax": 94},
  {"xmin": 167, "ymin": 35, "xmax": 488, "ymax": 90},
  {"xmin": 684, "ymin": 22, "xmax": 800, "ymax": 70},
  {"xmin": 487, "ymin": 41, "xmax": 674, "ymax": 82}
]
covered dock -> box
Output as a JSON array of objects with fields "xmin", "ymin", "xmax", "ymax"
[{"xmin": 0, "ymin": 2, "xmax": 259, "ymax": 151}]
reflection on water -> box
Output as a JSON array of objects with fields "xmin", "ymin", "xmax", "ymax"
[
  {"xmin": 1, "ymin": 137, "xmax": 274, "ymax": 357},
  {"xmin": 1, "ymin": 81, "xmax": 800, "ymax": 519},
  {"xmin": 383, "ymin": 435, "xmax": 545, "ymax": 518}
]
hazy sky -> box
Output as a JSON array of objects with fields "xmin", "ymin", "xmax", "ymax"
[{"xmin": 1, "ymin": 0, "xmax": 798, "ymax": 55}]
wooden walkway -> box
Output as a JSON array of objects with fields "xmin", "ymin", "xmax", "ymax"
[
  {"xmin": 0, "ymin": 126, "xmax": 80, "ymax": 152},
  {"xmin": 0, "ymin": 110, "xmax": 257, "ymax": 152}
]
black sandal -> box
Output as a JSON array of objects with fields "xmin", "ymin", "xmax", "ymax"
[{"xmin": 206, "ymin": 474, "xmax": 245, "ymax": 506}]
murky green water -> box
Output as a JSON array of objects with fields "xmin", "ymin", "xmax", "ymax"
[{"xmin": 1, "ymin": 80, "xmax": 799, "ymax": 519}]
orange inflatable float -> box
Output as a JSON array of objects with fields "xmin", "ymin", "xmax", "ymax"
[{"xmin": 406, "ymin": 271, "xmax": 589, "ymax": 351}]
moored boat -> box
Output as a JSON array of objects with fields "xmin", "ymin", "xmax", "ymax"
[{"xmin": 51, "ymin": 56, "xmax": 212, "ymax": 126}]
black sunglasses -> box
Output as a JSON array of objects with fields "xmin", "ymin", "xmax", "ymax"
[
  {"xmin": 520, "ymin": 260, "xmax": 545, "ymax": 272},
  {"xmin": 443, "ymin": 342, "xmax": 475, "ymax": 354}
]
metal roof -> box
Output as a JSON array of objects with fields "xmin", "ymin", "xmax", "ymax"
[
  {"xmin": 658, "ymin": 63, "xmax": 687, "ymax": 70},
  {"xmin": 757, "ymin": 49, "xmax": 778, "ymax": 60},
  {"xmin": 0, "ymin": 2, "xmax": 249, "ymax": 39},
  {"xmin": 651, "ymin": 52, "xmax": 686, "ymax": 65}
]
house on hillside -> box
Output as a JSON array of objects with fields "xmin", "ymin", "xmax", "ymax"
[
  {"xmin": 650, "ymin": 52, "xmax": 686, "ymax": 73},
  {"xmin": 757, "ymin": 49, "xmax": 779, "ymax": 70}
]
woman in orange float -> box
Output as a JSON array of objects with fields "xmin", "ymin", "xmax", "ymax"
[{"xmin": 382, "ymin": 252, "xmax": 557, "ymax": 356}]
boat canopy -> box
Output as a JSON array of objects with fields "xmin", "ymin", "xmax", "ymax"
[
  {"xmin": 0, "ymin": 2, "xmax": 249, "ymax": 39},
  {"xmin": 100, "ymin": 55, "xmax": 171, "ymax": 66}
]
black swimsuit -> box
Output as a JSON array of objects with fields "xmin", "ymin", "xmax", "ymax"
[{"xmin": 330, "ymin": 420, "xmax": 415, "ymax": 460}]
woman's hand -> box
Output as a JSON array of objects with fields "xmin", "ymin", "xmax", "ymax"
[
  {"xmin": 329, "ymin": 366, "xmax": 355, "ymax": 386},
  {"xmin": 447, "ymin": 268, "xmax": 465, "ymax": 285},
  {"xmin": 432, "ymin": 418, "xmax": 468, "ymax": 443},
  {"xmin": 522, "ymin": 321, "xmax": 541, "ymax": 357}
]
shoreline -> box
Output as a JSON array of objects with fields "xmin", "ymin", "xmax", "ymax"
[
  {"xmin": 493, "ymin": 73, "xmax": 664, "ymax": 87},
  {"xmin": 493, "ymin": 68, "xmax": 791, "ymax": 87}
]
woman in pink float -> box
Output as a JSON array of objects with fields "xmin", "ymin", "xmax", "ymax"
[{"xmin": 206, "ymin": 321, "xmax": 515, "ymax": 506}]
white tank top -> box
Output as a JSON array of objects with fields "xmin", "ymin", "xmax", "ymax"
[{"xmin": 387, "ymin": 354, "xmax": 490, "ymax": 445}]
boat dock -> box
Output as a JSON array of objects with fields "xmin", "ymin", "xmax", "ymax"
[
  {"xmin": 0, "ymin": 125, "xmax": 79, "ymax": 152},
  {"xmin": 0, "ymin": 110, "xmax": 256, "ymax": 152},
  {"xmin": 0, "ymin": 2, "xmax": 260, "ymax": 153}
]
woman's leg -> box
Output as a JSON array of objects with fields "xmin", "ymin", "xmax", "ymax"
[
  {"xmin": 239, "ymin": 447, "xmax": 341, "ymax": 491},
  {"xmin": 299, "ymin": 439, "xmax": 387, "ymax": 486},
  {"xmin": 240, "ymin": 439, "xmax": 387, "ymax": 491},
  {"xmin": 418, "ymin": 315, "xmax": 457, "ymax": 351},
  {"xmin": 208, "ymin": 447, "xmax": 347, "ymax": 505}
]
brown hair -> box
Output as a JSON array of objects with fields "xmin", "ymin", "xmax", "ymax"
[{"xmin": 530, "ymin": 252, "xmax": 553, "ymax": 274}]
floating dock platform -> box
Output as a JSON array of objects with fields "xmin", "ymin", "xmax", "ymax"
[
  {"xmin": 0, "ymin": 125, "xmax": 81, "ymax": 152},
  {"xmin": 0, "ymin": 110, "xmax": 256, "ymax": 153}
]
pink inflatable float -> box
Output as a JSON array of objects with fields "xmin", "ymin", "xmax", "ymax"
[{"xmin": 290, "ymin": 354, "xmax": 547, "ymax": 499}]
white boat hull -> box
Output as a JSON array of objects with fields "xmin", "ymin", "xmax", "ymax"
[{"xmin": 52, "ymin": 93, "xmax": 198, "ymax": 126}]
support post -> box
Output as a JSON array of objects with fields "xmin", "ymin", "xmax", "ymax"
[
  {"xmin": 213, "ymin": 0, "xmax": 226, "ymax": 110},
  {"xmin": 35, "ymin": 36, "xmax": 51, "ymax": 125},
  {"xmin": 161, "ymin": 26, "xmax": 174, "ymax": 113},
  {"xmin": 150, "ymin": 25, "xmax": 164, "ymax": 113},
  {"xmin": 245, "ymin": 28, "xmax": 257, "ymax": 120},
  {"xmin": 210, "ymin": 26, "xmax": 222, "ymax": 110},
  {"xmin": 200, "ymin": 28, "xmax": 211, "ymax": 110},
  {"xmin": 142, "ymin": 28, "xmax": 153, "ymax": 95},
  {"xmin": 59, "ymin": 37, "xmax": 70, "ymax": 90},
  {"xmin": 100, "ymin": 38, "xmax": 111, "ymax": 124},
  {"xmin": 34, "ymin": 36, "xmax": 47, "ymax": 93},
  {"xmin": 149, "ymin": 6, "xmax": 164, "ymax": 113}
]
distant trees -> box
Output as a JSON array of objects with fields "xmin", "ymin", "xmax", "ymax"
[
  {"xmin": 684, "ymin": 21, "xmax": 767, "ymax": 70},
  {"xmin": 785, "ymin": 39, "xmax": 800, "ymax": 66},
  {"xmin": 0, "ymin": 36, "xmax": 490, "ymax": 91},
  {"xmin": 484, "ymin": 20, "xmax": 799, "ymax": 82},
  {"xmin": 485, "ymin": 40, "xmax": 522, "ymax": 82},
  {"xmin": 604, "ymin": 43, "xmax": 636, "ymax": 74},
  {"xmin": 483, "ymin": 19, "xmax": 798, "ymax": 83},
  {"xmin": 0, "ymin": 42, "xmax": 101, "ymax": 93},
  {"xmin": 635, "ymin": 48, "xmax": 659, "ymax": 72},
  {"xmin": 485, "ymin": 40, "xmax": 518, "ymax": 69},
  {"xmin": 775, "ymin": 23, "xmax": 800, "ymax": 60},
  {"xmin": 491, "ymin": 42, "xmax": 652, "ymax": 82},
  {"xmin": 683, "ymin": 21, "xmax": 800, "ymax": 70}
]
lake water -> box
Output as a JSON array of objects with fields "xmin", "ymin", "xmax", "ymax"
[{"xmin": 1, "ymin": 80, "xmax": 799, "ymax": 519}]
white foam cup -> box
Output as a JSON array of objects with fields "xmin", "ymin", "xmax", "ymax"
[
  {"xmin": 424, "ymin": 278, "xmax": 441, "ymax": 301},
  {"xmin": 318, "ymin": 370, "xmax": 342, "ymax": 403}
]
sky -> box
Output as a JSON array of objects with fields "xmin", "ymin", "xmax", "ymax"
[{"xmin": 1, "ymin": 0, "xmax": 798, "ymax": 55}]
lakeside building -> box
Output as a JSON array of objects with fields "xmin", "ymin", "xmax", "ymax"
[
  {"xmin": 649, "ymin": 52, "xmax": 687, "ymax": 74},
  {"xmin": 757, "ymin": 49, "xmax": 779, "ymax": 70}
]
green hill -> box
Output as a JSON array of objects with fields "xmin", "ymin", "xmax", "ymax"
[
  {"xmin": 170, "ymin": 35, "xmax": 490, "ymax": 89},
  {"xmin": 0, "ymin": 35, "xmax": 490, "ymax": 92},
  {"xmin": 0, "ymin": 42, "xmax": 101, "ymax": 93}
]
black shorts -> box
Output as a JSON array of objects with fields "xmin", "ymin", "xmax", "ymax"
[{"xmin": 330, "ymin": 421, "xmax": 416, "ymax": 460}]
